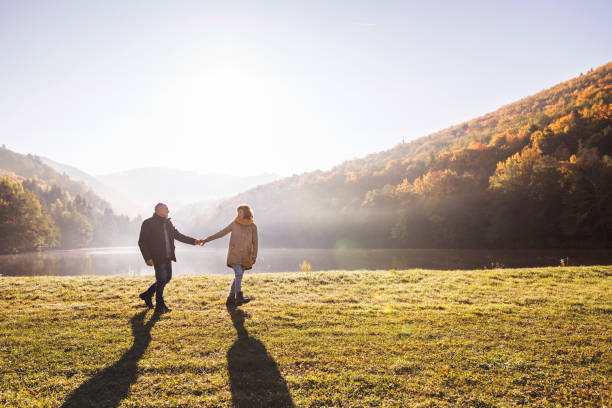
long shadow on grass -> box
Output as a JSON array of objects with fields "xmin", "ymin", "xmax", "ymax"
[
  {"xmin": 60, "ymin": 309, "xmax": 160, "ymax": 408},
  {"xmin": 227, "ymin": 306, "xmax": 295, "ymax": 408}
]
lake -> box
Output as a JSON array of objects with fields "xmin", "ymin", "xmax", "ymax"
[{"xmin": 0, "ymin": 246, "xmax": 611, "ymax": 276}]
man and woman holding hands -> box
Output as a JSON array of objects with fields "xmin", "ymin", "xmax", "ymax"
[{"xmin": 137, "ymin": 203, "xmax": 257, "ymax": 312}]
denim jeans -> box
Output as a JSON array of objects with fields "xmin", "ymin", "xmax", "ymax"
[
  {"xmin": 229, "ymin": 264, "xmax": 244, "ymax": 295},
  {"xmin": 146, "ymin": 261, "xmax": 172, "ymax": 307}
]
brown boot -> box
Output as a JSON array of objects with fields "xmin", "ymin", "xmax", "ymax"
[{"xmin": 236, "ymin": 292, "xmax": 250, "ymax": 306}]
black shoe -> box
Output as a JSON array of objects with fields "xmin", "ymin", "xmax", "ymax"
[
  {"xmin": 236, "ymin": 292, "xmax": 250, "ymax": 306},
  {"xmin": 139, "ymin": 292, "xmax": 153, "ymax": 308},
  {"xmin": 155, "ymin": 306, "xmax": 171, "ymax": 314},
  {"xmin": 226, "ymin": 295, "xmax": 236, "ymax": 307},
  {"xmin": 155, "ymin": 302, "xmax": 171, "ymax": 313}
]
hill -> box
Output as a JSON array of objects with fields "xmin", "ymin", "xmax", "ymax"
[
  {"xmin": 39, "ymin": 156, "xmax": 141, "ymax": 218},
  {"xmin": 1, "ymin": 147, "xmax": 111, "ymax": 210},
  {"xmin": 37, "ymin": 159, "xmax": 279, "ymax": 218},
  {"xmin": 0, "ymin": 147, "xmax": 139, "ymax": 252},
  {"xmin": 192, "ymin": 62, "xmax": 612, "ymax": 249},
  {"xmin": 97, "ymin": 167, "xmax": 280, "ymax": 215}
]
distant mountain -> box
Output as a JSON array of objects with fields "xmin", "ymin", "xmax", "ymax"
[
  {"xmin": 37, "ymin": 159, "xmax": 280, "ymax": 218},
  {"xmin": 193, "ymin": 62, "xmax": 612, "ymax": 249},
  {"xmin": 170, "ymin": 198, "xmax": 225, "ymax": 232},
  {"xmin": 39, "ymin": 156, "xmax": 140, "ymax": 217},
  {"xmin": 97, "ymin": 167, "xmax": 280, "ymax": 216}
]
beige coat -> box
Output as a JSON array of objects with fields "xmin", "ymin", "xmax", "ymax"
[{"xmin": 206, "ymin": 221, "xmax": 258, "ymax": 270}]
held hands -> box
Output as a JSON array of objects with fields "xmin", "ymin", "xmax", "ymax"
[{"xmin": 194, "ymin": 239, "xmax": 204, "ymax": 246}]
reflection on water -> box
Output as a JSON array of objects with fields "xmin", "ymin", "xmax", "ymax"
[{"xmin": 0, "ymin": 246, "xmax": 611, "ymax": 277}]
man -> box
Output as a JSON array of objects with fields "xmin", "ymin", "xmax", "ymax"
[{"xmin": 138, "ymin": 203, "xmax": 202, "ymax": 312}]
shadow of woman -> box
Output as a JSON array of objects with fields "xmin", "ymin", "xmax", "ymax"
[
  {"xmin": 227, "ymin": 307, "xmax": 295, "ymax": 408},
  {"xmin": 60, "ymin": 309, "xmax": 160, "ymax": 408}
]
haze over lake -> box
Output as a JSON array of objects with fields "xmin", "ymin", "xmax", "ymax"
[{"xmin": 2, "ymin": 247, "xmax": 611, "ymax": 277}]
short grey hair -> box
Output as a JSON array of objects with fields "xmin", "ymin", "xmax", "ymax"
[{"xmin": 154, "ymin": 203, "xmax": 167, "ymax": 211}]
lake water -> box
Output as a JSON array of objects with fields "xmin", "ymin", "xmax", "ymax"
[{"xmin": 0, "ymin": 246, "xmax": 611, "ymax": 276}]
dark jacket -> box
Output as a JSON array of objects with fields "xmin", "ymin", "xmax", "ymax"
[{"xmin": 138, "ymin": 214, "xmax": 196, "ymax": 265}]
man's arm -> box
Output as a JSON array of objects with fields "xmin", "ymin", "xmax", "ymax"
[
  {"xmin": 171, "ymin": 222, "xmax": 198, "ymax": 245},
  {"xmin": 138, "ymin": 221, "xmax": 153, "ymax": 264}
]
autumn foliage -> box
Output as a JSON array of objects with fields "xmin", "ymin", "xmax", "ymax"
[{"xmin": 195, "ymin": 63, "xmax": 612, "ymax": 248}]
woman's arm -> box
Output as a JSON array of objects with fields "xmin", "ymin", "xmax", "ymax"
[
  {"xmin": 204, "ymin": 223, "xmax": 233, "ymax": 243},
  {"xmin": 252, "ymin": 224, "xmax": 258, "ymax": 259}
]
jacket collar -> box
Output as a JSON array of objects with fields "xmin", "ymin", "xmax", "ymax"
[
  {"xmin": 152, "ymin": 213, "xmax": 170, "ymax": 223},
  {"xmin": 235, "ymin": 217, "xmax": 254, "ymax": 226}
]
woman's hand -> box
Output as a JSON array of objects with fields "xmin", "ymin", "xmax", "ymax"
[{"xmin": 251, "ymin": 256, "xmax": 256, "ymax": 264}]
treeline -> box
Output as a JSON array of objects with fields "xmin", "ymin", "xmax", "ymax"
[
  {"xmin": 0, "ymin": 177, "xmax": 141, "ymax": 253},
  {"xmin": 0, "ymin": 148, "xmax": 141, "ymax": 253},
  {"xmin": 192, "ymin": 62, "xmax": 612, "ymax": 249}
]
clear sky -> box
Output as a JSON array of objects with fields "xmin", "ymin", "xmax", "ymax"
[{"xmin": 1, "ymin": 0, "xmax": 610, "ymax": 177}]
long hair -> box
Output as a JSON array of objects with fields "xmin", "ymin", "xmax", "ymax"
[{"xmin": 236, "ymin": 204, "xmax": 254, "ymax": 220}]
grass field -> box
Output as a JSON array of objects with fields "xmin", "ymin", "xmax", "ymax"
[{"xmin": 0, "ymin": 266, "xmax": 610, "ymax": 407}]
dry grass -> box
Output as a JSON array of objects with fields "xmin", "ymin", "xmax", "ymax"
[{"xmin": 0, "ymin": 266, "xmax": 611, "ymax": 407}]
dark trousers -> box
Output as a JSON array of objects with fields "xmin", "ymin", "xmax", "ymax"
[{"xmin": 145, "ymin": 261, "xmax": 172, "ymax": 307}]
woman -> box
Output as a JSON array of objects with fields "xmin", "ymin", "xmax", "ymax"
[{"xmin": 202, "ymin": 204, "xmax": 258, "ymax": 307}]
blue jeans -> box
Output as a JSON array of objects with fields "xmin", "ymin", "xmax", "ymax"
[
  {"xmin": 146, "ymin": 261, "xmax": 172, "ymax": 307},
  {"xmin": 229, "ymin": 264, "xmax": 244, "ymax": 295}
]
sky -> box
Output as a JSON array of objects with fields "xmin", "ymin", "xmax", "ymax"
[{"xmin": 1, "ymin": 0, "xmax": 611, "ymax": 177}]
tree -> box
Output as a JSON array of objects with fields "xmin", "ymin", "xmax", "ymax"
[
  {"xmin": 489, "ymin": 147, "xmax": 560, "ymax": 199},
  {"xmin": 54, "ymin": 209, "xmax": 93, "ymax": 248},
  {"xmin": 559, "ymin": 147, "xmax": 612, "ymax": 242},
  {"xmin": 0, "ymin": 177, "xmax": 58, "ymax": 253},
  {"xmin": 488, "ymin": 147, "xmax": 563, "ymax": 246}
]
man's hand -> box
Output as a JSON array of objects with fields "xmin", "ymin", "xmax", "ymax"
[{"xmin": 145, "ymin": 259, "xmax": 153, "ymax": 267}]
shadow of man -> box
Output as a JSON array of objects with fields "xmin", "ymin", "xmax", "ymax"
[
  {"xmin": 227, "ymin": 306, "xmax": 295, "ymax": 408},
  {"xmin": 60, "ymin": 309, "xmax": 160, "ymax": 408}
]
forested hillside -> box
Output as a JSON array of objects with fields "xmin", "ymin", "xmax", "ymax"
[
  {"xmin": 193, "ymin": 62, "xmax": 612, "ymax": 249},
  {"xmin": 0, "ymin": 147, "xmax": 140, "ymax": 253},
  {"xmin": 39, "ymin": 155, "xmax": 141, "ymax": 218}
]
